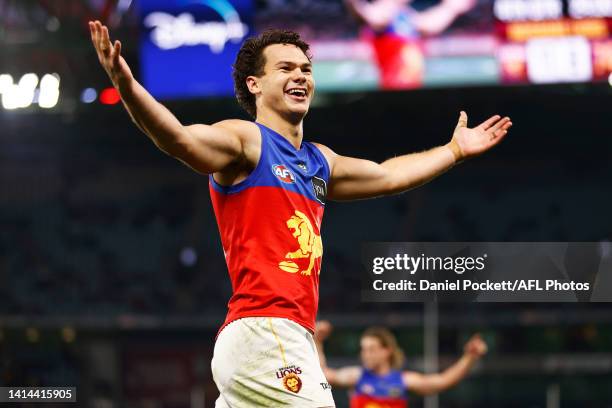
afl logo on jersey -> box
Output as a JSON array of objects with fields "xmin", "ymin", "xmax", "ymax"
[{"xmin": 272, "ymin": 164, "xmax": 296, "ymax": 184}]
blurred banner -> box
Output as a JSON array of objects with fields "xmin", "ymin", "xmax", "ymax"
[{"xmin": 137, "ymin": 0, "xmax": 612, "ymax": 98}]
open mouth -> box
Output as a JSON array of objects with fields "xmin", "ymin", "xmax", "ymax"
[{"xmin": 285, "ymin": 88, "xmax": 308, "ymax": 102}]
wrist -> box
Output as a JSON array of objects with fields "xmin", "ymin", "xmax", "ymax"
[
  {"xmin": 462, "ymin": 352, "xmax": 479, "ymax": 364},
  {"xmin": 115, "ymin": 75, "xmax": 135, "ymax": 99},
  {"xmin": 446, "ymin": 139, "xmax": 465, "ymax": 164}
]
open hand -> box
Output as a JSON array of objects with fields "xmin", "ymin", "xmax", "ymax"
[
  {"xmin": 450, "ymin": 111, "xmax": 512, "ymax": 161},
  {"xmin": 88, "ymin": 20, "xmax": 133, "ymax": 89},
  {"xmin": 463, "ymin": 333, "xmax": 488, "ymax": 359}
]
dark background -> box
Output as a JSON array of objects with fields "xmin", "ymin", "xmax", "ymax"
[{"xmin": 1, "ymin": 1, "xmax": 612, "ymax": 407}]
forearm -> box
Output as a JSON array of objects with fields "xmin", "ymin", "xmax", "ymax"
[
  {"xmin": 315, "ymin": 339, "xmax": 328, "ymax": 369},
  {"xmin": 345, "ymin": 0, "xmax": 394, "ymax": 30},
  {"xmin": 381, "ymin": 143, "xmax": 458, "ymax": 194},
  {"xmin": 437, "ymin": 354, "xmax": 477, "ymax": 391},
  {"xmin": 117, "ymin": 77, "xmax": 189, "ymax": 155},
  {"xmin": 412, "ymin": 4, "xmax": 459, "ymax": 36}
]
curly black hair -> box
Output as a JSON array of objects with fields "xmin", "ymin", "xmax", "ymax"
[{"xmin": 232, "ymin": 29, "xmax": 312, "ymax": 118}]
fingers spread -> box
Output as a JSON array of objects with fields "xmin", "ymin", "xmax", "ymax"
[
  {"xmin": 489, "ymin": 117, "xmax": 510, "ymax": 133},
  {"xmin": 88, "ymin": 21, "xmax": 96, "ymax": 43},
  {"xmin": 113, "ymin": 40, "xmax": 122, "ymax": 63},
  {"xmin": 100, "ymin": 26, "xmax": 111, "ymax": 55},
  {"xmin": 478, "ymin": 114, "xmax": 501, "ymax": 130}
]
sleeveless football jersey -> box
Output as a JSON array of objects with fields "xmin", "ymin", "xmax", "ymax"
[
  {"xmin": 209, "ymin": 122, "xmax": 330, "ymax": 335},
  {"xmin": 350, "ymin": 368, "xmax": 408, "ymax": 408}
]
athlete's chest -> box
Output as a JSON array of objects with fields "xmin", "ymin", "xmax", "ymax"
[{"xmin": 264, "ymin": 143, "xmax": 328, "ymax": 205}]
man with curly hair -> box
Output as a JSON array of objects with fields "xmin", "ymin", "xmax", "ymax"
[{"xmin": 89, "ymin": 20, "xmax": 511, "ymax": 407}]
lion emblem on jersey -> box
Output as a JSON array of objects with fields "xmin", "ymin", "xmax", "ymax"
[{"xmin": 278, "ymin": 210, "xmax": 322, "ymax": 276}]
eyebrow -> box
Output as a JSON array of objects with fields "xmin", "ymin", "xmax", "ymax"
[{"xmin": 275, "ymin": 61, "xmax": 312, "ymax": 69}]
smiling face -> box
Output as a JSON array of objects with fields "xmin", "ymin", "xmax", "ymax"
[
  {"xmin": 247, "ymin": 43, "xmax": 314, "ymax": 122},
  {"xmin": 360, "ymin": 336, "xmax": 392, "ymax": 371}
]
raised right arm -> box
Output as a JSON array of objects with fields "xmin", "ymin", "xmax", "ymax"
[{"xmin": 88, "ymin": 20, "xmax": 244, "ymax": 174}]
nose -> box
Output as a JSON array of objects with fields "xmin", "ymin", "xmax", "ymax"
[{"xmin": 292, "ymin": 68, "xmax": 307, "ymax": 83}]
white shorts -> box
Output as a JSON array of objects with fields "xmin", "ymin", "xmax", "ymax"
[{"xmin": 211, "ymin": 317, "xmax": 335, "ymax": 407}]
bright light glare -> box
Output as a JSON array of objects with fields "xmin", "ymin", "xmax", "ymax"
[{"xmin": 39, "ymin": 74, "xmax": 60, "ymax": 108}]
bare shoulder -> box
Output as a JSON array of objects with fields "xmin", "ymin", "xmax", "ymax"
[
  {"xmin": 212, "ymin": 119, "xmax": 260, "ymax": 144},
  {"xmin": 211, "ymin": 119, "xmax": 262, "ymax": 171}
]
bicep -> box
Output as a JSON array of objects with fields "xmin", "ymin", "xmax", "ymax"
[
  {"xmin": 175, "ymin": 121, "xmax": 245, "ymax": 174},
  {"xmin": 349, "ymin": 0, "xmax": 399, "ymax": 31},
  {"xmin": 402, "ymin": 371, "xmax": 442, "ymax": 396},
  {"xmin": 328, "ymin": 155, "xmax": 393, "ymax": 201}
]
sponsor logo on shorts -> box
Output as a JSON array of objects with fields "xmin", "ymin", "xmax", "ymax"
[
  {"xmin": 320, "ymin": 382, "xmax": 332, "ymax": 390},
  {"xmin": 272, "ymin": 164, "xmax": 296, "ymax": 184},
  {"xmin": 283, "ymin": 373, "xmax": 302, "ymax": 393},
  {"xmin": 276, "ymin": 365, "xmax": 303, "ymax": 378},
  {"xmin": 277, "ymin": 365, "xmax": 303, "ymax": 394}
]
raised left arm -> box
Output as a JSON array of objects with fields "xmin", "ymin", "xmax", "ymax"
[
  {"xmin": 402, "ymin": 333, "xmax": 488, "ymax": 396},
  {"xmin": 317, "ymin": 111, "xmax": 511, "ymax": 201}
]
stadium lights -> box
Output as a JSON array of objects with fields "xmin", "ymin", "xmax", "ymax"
[
  {"xmin": 81, "ymin": 88, "xmax": 98, "ymax": 103},
  {"xmin": 39, "ymin": 74, "xmax": 60, "ymax": 109},
  {"xmin": 0, "ymin": 73, "xmax": 61, "ymax": 110},
  {"xmin": 100, "ymin": 87, "xmax": 121, "ymax": 105}
]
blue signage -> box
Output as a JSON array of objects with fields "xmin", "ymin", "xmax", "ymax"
[{"xmin": 137, "ymin": 0, "xmax": 253, "ymax": 98}]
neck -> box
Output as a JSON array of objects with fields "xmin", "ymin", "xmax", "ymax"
[
  {"xmin": 256, "ymin": 108, "xmax": 304, "ymax": 149},
  {"xmin": 372, "ymin": 362, "xmax": 392, "ymax": 376}
]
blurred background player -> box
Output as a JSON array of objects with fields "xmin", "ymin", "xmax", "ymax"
[
  {"xmin": 345, "ymin": 0, "xmax": 477, "ymax": 88},
  {"xmin": 315, "ymin": 321, "xmax": 488, "ymax": 407}
]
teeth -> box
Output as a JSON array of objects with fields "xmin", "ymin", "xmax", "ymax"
[{"xmin": 287, "ymin": 89, "xmax": 306, "ymax": 97}]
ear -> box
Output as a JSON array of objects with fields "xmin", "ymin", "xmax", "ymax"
[{"xmin": 246, "ymin": 75, "xmax": 261, "ymax": 95}]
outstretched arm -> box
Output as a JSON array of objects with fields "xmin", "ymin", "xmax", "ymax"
[
  {"xmin": 412, "ymin": 0, "xmax": 477, "ymax": 36},
  {"xmin": 317, "ymin": 112, "xmax": 512, "ymax": 201},
  {"xmin": 88, "ymin": 20, "xmax": 244, "ymax": 174},
  {"xmin": 402, "ymin": 333, "xmax": 487, "ymax": 396},
  {"xmin": 344, "ymin": 0, "xmax": 403, "ymax": 31},
  {"xmin": 314, "ymin": 321, "xmax": 362, "ymax": 388}
]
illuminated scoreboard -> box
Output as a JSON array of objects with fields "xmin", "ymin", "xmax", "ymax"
[
  {"xmin": 135, "ymin": 0, "xmax": 611, "ymax": 98},
  {"xmin": 495, "ymin": 0, "xmax": 612, "ymax": 84}
]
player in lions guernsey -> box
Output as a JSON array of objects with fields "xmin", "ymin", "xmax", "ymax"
[
  {"xmin": 89, "ymin": 20, "xmax": 511, "ymax": 408},
  {"xmin": 315, "ymin": 322, "xmax": 488, "ymax": 408}
]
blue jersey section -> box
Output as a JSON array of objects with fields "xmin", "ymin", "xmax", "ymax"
[
  {"xmin": 209, "ymin": 122, "xmax": 330, "ymax": 204},
  {"xmin": 378, "ymin": 8, "xmax": 419, "ymax": 39},
  {"xmin": 354, "ymin": 368, "xmax": 407, "ymax": 399}
]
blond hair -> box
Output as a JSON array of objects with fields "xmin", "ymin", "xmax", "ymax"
[{"xmin": 362, "ymin": 327, "xmax": 405, "ymax": 370}]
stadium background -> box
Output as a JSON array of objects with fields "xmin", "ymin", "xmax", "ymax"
[{"xmin": 1, "ymin": 0, "xmax": 611, "ymax": 407}]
